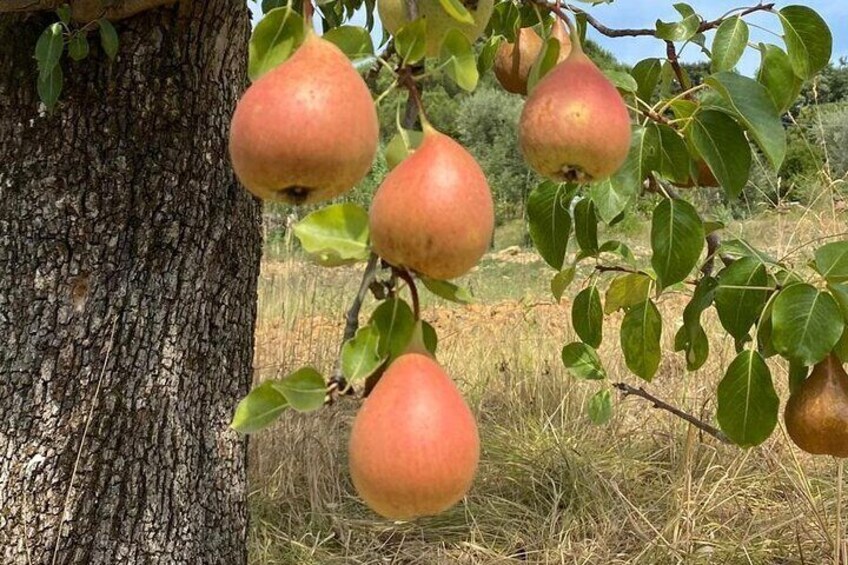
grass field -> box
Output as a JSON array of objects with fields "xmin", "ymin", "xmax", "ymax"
[{"xmin": 247, "ymin": 198, "xmax": 847, "ymax": 564}]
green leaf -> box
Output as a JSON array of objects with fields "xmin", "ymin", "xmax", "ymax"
[
  {"xmin": 561, "ymin": 342, "xmax": 606, "ymax": 380},
  {"xmin": 788, "ymin": 359, "xmax": 809, "ymax": 395},
  {"xmin": 711, "ymin": 16, "xmax": 748, "ymax": 72},
  {"xmin": 674, "ymin": 276, "xmax": 718, "ymax": 371},
  {"xmin": 396, "ymin": 18, "xmax": 427, "ymax": 65},
  {"xmin": 248, "ymin": 7, "xmax": 305, "ymax": 81},
  {"xmin": 573, "ymin": 198, "xmax": 599, "ymax": 256},
  {"xmin": 35, "ymin": 23, "xmax": 64, "ymax": 77},
  {"xmin": 655, "ymin": 3, "xmax": 700, "ymax": 42},
  {"xmin": 231, "ymin": 380, "xmax": 289, "ymax": 433},
  {"xmin": 527, "ymin": 37, "xmax": 562, "ymax": 92},
  {"xmin": 772, "ymin": 284, "xmax": 845, "ymax": 365},
  {"xmin": 370, "ymin": 298, "xmax": 416, "ymax": 359},
  {"xmin": 621, "ymin": 299, "xmax": 663, "ymax": 382},
  {"xmin": 477, "ymin": 35, "xmax": 502, "ymax": 74},
  {"xmin": 831, "ymin": 283, "xmax": 848, "ymax": 319},
  {"xmin": 573, "ymin": 285, "xmax": 603, "ymax": 348},
  {"xmin": 757, "ymin": 44, "xmax": 803, "ymax": 114},
  {"xmin": 56, "ymin": 4, "xmax": 71, "ymax": 25},
  {"xmin": 688, "ymin": 109, "xmax": 751, "ymax": 198},
  {"xmin": 384, "ymin": 129, "xmax": 424, "ymax": 171},
  {"xmin": 716, "ymin": 349, "xmax": 778, "ymax": 447},
  {"xmin": 604, "ymin": 69, "xmax": 638, "ymax": 93},
  {"xmin": 37, "ymin": 65, "xmax": 63, "ymax": 112},
  {"xmin": 420, "ymin": 276, "xmax": 473, "ymax": 304},
  {"xmin": 436, "ymin": 0, "xmax": 475, "ymax": 24},
  {"xmin": 705, "ymin": 72, "xmax": 786, "ymax": 170},
  {"xmin": 422, "ymin": 320, "xmax": 438, "ymax": 355},
  {"xmin": 323, "ymin": 25, "xmax": 374, "ymax": 60},
  {"xmin": 590, "ymin": 127, "xmax": 646, "ymax": 223},
  {"xmin": 439, "ymin": 29, "xmax": 478, "ymax": 92},
  {"xmin": 292, "ymin": 204, "xmax": 370, "ymax": 266},
  {"xmin": 714, "ymin": 257, "xmax": 771, "ymax": 341},
  {"xmin": 98, "ymin": 19, "xmax": 119, "ymax": 60},
  {"xmin": 341, "ymin": 326, "xmax": 385, "ymax": 384},
  {"xmin": 835, "ymin": 327, "xmax": 848, "ymax": 363},
  {"xmin": 276, "ymin": 368, "xmax": 326, "ymax": 412},
  {"xmin": 719, "ymin": 238, "xmax": 777, "ymax": 264},
  {"xmin": 631, "ymin": 58, "xmax": 663, "ymax": 103},
  {"xmin": 551, "ymin": 266, "xmax": 575, "ymax": 302},
  {"xmin": 587, "ymin": 389, "xmax": 613, "ymax": 425},
  {"xmin": 779, "ymin": 5, "xmax": 833, "ymax": 80},
  {"xmin": 68, "ymin": 33, "xmax": 90, "ymax": 62},
  {"xmin": 644, "ymin": 123, "xmax": 692, "ymax": 185},
  {"xmin": 604, "ymin": 273, "xmax": 653, "ymax": 314},
  {"xmin": 598, "ymin": 240, "xmax": 636, "ymax": 265},
  {"xmin": 650, "ymin": 198, "xmax": 705, "ymax": 290},
  {"xmin": 815, "ymin": 241, "xmax": 848, "ymax": 284},
  {"xmin": 527, "ymin": 181, "xmax": 574, "ymax": 270}
]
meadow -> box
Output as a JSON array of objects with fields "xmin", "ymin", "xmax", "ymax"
[{"xmin": 247, "ymin": 196, "xmax": 846, "ymax": 564}]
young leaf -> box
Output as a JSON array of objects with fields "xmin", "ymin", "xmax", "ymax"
[
  {"xmin": 561, "ymin": 342, "xmax": 606, "ymax": 380},
  {"xmin": 527, "ymin": 181, "xmax": 573, "ymax": 271},
  {"xmin": 620, "ymin": 299, "xmax": 662, "ymax": 382},
  {"xmin": 230, "ymin": 380, "xmax": 289, "ymax": 434},
  {"xmin": 68, "ymin": 33, "xmax": 90, "ymax": 61},
  {"xmin": 587, "ymin": 389, "xmax": 613, "ymax": 425},
  {"xmin": 395, "ymin": 18, "xmax": 427, "ymax": 65},
  {"xmin": 714, "ymin": 257, "xmax": 771, "ymax": 341},
  {"xmin": 437, "ymin": 0, "xmax": 475, "ymax": 25},
  {"xmin": 275, "ymin": 368, "xmax": 326, "ymax": 412},
  {"xmin": 716, "ymin": 349, "xmax": 778, "ymax": 447},
  {"xmin": 551, "ymin": 266, "xmax": 576, "ymax": 302},
  {"xmin": 772, "ymin": 284, "xmax": 845, "ymax": 366},
  {"xmin": 439, "ymin": 29, "xmax": 478, "ymax": 92},
  {"xmin": 687, "ymin": 109, "xmax": 751, "ymax": 198},
  {"xmin": 711, "ymin": 16, "xmax": 748, "ymax": 72},
  {"xmin": 814, "ymin": 241, "xmax": 848, "ymax": 284},
  {"xmin": 419, "ymin": 276, "xmax": 473, "ymax": 304},
  {"xmin": 527, "ymin": 37, "xmax": 561, "ymax": 92},
  {"xmin": 572, "ymin": 286, "xmax": 603, "ymax": 348},
  {"xmin": 704, "ymin": 72, "xmax": 786, "ymax": 170},
  {"xmin": 573, "ymin": 198, "xmax": 599, "ymax": 256},
  {"xmin": 779, "ymin": 5, "xmax": 833, "ymax": 80},
  {"xmin": 98, "ymin": 19, "xmax": 119, "ymax": 60},
  {"xmin": 342, "ymin": 326, "xmax": 385, "ymax": 384},
  {"xmin": 384, "ymin": 129, "xmax": 424, "ymax": 170},
  {"xmin": 248, "ymin": 6, "xmax": 305, "ymax": 81},
  {"xmin": 56, "ymin": 4, "xmax": 71, "ymax": 25},
  {"xmin": 292, "ymin": 204, "xmax": 370, "ymax": 266},
  {"xmin": 650, "ymin": 198, "xmax": 705, "ymax": 290},
  {"xmin": 604, "ymin": 273, "xmax": 652, "ymax": 314},
  {"xmin": 370, "ymin": 298, "xmax": 416, "ymax": 359}
]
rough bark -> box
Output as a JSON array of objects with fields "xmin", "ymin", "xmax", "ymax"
[{"xmin": 0, "ymin": 2, "xmax": 261, "ymax": 564}]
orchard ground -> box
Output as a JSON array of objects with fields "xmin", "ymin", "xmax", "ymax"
[{"xmin": 248, "ymin": 200, "xmax": 845, "ymax": 564}]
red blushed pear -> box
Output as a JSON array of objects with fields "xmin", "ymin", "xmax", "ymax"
[
  {"xmin": 518, "ymin": 27, "xmax": 631, "ymax": 183},
  {"xmin": 228, "ymin": 29, "xmax": 379, "ymax": 205},
  {"xmin": 494, "ymin": 20, "xmax": 572, "ymax": 96},
  {"xmin": 368, "ymin": 124, "xmax": 494, "ymax": 280},
  {"xmin": 348, "ymin": 323, "xmax": 480, "ymax": 520}
]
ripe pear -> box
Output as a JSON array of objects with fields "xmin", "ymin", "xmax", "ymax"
[
  {"xmin": 348, "ymin": 348, "xmax": 480, "ymax": 520},
  {"xmin": 369, "ymin": 125, "xmax": 494, "ymax": 280},
  {"xmin": 378, "ymin": 0, "xmax": 494, "ymax": 58},
  {"xmin": 494, "ymin": 21, "xmax": 572, "ymax": 96},
  {"xmin": 785, "ymin": 354, "xmax": 848, "ymax": 457},
  {"xmin": 228, "ymin": 31, "xmax": 379, "ymax": 205},
  {"xmin": 518, "ymin": 34, "xmax": 631, "ymax": 183}
]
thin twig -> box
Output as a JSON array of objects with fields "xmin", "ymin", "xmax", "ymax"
[{"xmin": 613, "ymin": 382, "xmax": 731, "ymax": 444}]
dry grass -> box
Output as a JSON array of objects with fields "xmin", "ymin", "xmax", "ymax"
[{"xmin": 247, "ymin": 195, "xmax": 847, "ymax": 563}]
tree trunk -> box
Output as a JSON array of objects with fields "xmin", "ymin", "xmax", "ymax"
[{"xmin": 0, "ymin": 2, "xmax": 261, "ymax": 563}]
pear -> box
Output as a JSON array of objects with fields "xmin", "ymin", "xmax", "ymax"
[
  {"xmin": 673, "ymin": 159, "xmax": 720, "ymax": 188},
  {"xmin": 228, "ymin": 30, "xmax": 379, "ymax": 205},
  {"xmin": 494, "ymin": 20, "xmax": 572, "ymax": 96},
  {"xmin": 378, "ymin": 0, "xmax": 494, "ymax": 58},
  {"xmin": 348, "ymin": 342, "xmax": 480, "ymax": 520},
  {"xmin": 369, "ymin": 125, "xmax": 494, "ymax": 280},
  {"xmin": 518, "ymin": 31, "xmax": 631, "ymax": 183},
  {"xmin": 785, "ymin": 354, "xmax": 848, "ymax": 457}
]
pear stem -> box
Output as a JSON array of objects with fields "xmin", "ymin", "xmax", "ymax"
[
  {"xmin": 399, "ymin": 68, "xmax": 430, "ymax": 129},
  {"xmin": 837, "ymin": 458, "xmax": 844, "ymax": 565},
  {"xmin": 302, "ymin": 0, "xmax": 314, "ymax": 26},
  {"xmin": 395, "ymin": 267, "xmax": 421, "ymax": 321}
]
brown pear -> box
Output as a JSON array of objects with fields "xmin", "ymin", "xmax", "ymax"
[
  {"xmin": 673, "ymin": 159, "xmax": 720, "ymax": 188},
  {"xmin": 518, "ymin": 35, "xmax": 631, "ymax": 183},
  {"xmin": 348, "ymin": 350, "xmax": 480, "ymax": 520},
  {"xmin": 494, "ymin": 21, "xmax": 572, "ymax": 95},
  {"xmin": 369, "ymin": 125, "xmax": 494, "ymax": 280},
  {"xmin": 228, "ymin": 31, "xmax": 379, "ymax": 205},
  {"xmin": 785, "ymin": 354, "xmax": 848, "ymax": 457}
]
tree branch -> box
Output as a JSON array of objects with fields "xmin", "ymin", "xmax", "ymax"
[
  {"xmin": 613, "ymin": 382, "xmax": 730, "ymax": 444},
  {"xmin": 0, "ymin": 0, "xmax": 178, "ymax": 21}
]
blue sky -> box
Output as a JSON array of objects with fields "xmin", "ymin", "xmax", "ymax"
[{"xmin": 248, "ymin": 1, "xmax": 847, "ymax": 73}]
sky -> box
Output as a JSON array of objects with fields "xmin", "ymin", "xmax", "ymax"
[{"xmin": 248, "ymin": 0, "xmax": 847, "ymax": 74}]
